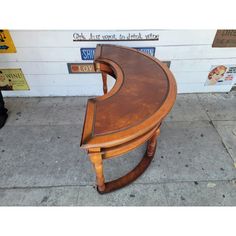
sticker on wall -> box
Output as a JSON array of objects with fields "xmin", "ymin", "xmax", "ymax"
[
  {"xmin": 68, "ymin": 61, "xmax": 171, "ymax": 74},
  {"xmin": 0, "ymin": 69, "xmax": 29, "ymax": 91},
  {"xmin": 205, "ymin": 65, "xmax": 236, "ymax": 86},
  {"xmin": 73, "ymin": 31, "xmax": 159, "ymax": 42},
  {"xmin": 212, "ymin": 30, "xmax": 236, "ymax": 47},
  {"xmin": 80, "ymin": 47, "xmax": 156, "ymax": 61},
  {"xmin": 0, "ymin": 30, "xmax": 16, "ymax": 53}
]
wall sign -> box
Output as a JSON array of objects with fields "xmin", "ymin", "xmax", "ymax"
[
  {"xmin": 80, "ymin": 47, "xmax": 156, "ymax": 61},
  {"xmin": 0, "ymin": 69, "xmax": 29, "ymax": 90},
  {"xmin": 205, "ymin": 65, "xmax": 236, "ymax": 86},
  {"xmin": 67, "ymin": 63, "xmax": 96, "ymax": 73},
  {"xmin": 162, "ymin": 61, "xmax": 171, "ymax": 68},
  {"xmin": 67, "ymin": 61, "xmax": 171, "ymax": 74},
  {"xmin": 73, "ymin": 31, "xmax": 159, "ymax": 42},
  {"xmin": 212, "ymin": 30, "xmax": 236, "ymax": 47},
  {"xmin": 0, "ymin": 30, "xmax": 16, "ymax": 53}
]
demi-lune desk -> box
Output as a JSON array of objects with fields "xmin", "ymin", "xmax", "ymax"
[{"xmin": 80, "ymin": 44, "xmax": 177, "ymax": 193}]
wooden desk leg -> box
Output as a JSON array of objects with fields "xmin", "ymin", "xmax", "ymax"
[
  {"xmin": 97, "ymin": 127, "xmax": 161, "ymax": 194},
  {"xmin": 102, "ymin": 72, "xmax": 108, "ymax": 94},
  {"xmin": 89, "ymin": 149, "xmax": 105, "ymax": 192},
  {"xmin": 147, "ymin": 127, "xmax": 160, "ymax": 157}
]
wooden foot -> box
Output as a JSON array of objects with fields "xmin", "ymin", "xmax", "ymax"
[{"xmin": 102, "ymin": 72, "xmax": 108, "ymax": 94}]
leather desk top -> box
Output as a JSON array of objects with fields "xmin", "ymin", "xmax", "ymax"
[{"xmin": 81, "ymin": 44, "xmax": 176, "ymax": 149}]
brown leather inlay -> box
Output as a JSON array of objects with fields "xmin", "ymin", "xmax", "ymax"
[{"xmin": 93, "ymin": 45, "xmax": 169, "ymax": 136}]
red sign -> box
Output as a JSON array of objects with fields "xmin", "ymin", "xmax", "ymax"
[{"xmin": 67, "ymin": 63, "xmax": 96, "ymax": 73}]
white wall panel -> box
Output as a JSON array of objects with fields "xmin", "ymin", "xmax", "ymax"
[
  {"xmin": 2, "ymin": 74, "xmax": 115, "ymax": 97},
  {"xmin": 170, "ymin": 59, "xmax": 236, "ymax": 72},
  {"xmin": 1, "ymin": 59, "xmax": 236, "ymax": 76},
  {"xmin": 1, "ymin": 45, "xmax": 236, "ymax": 62},
  {"xmin": 178, "ymin": 83, "xmax": 232, "ymax": 93},
  {"xmin": 2, "ymin": 82, "xmax": 231, "ymax": 97},
  {"xmin": 0, "ymin": 62, "xmax": 67, "ymax": 74}
]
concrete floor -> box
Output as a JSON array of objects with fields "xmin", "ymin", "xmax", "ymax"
[{"xmin": 0, "ymin": 91, "xmax": 236, "ymax": 206}]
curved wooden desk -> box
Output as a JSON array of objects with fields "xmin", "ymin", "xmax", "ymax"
[{"xmin": 80, "ymin": 44, "xmax": 177, "ymax": 193}]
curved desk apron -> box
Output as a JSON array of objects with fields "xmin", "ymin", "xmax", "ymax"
[{"xmin": 80, "ymin": 44, "xmax": 177, "ymax": 193}]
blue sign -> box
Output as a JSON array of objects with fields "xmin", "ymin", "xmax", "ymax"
[
  {"xmin": 80, "ymin": 47, "xmax": 156, "ymax": 60},
  {"xmin": 133, "ymin": 47, "xmax": 155, "ymax": 56},
  {"xmin": 80, "ymin": 48, "xmax": 95, "ymax": 60}
]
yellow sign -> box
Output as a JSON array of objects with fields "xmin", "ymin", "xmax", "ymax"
[
  {"xmin": 0, "ymin": 30, "xmax": 16, "ymax": 53},
  {"xmin": 0, "ymin": 69, "xmax": 29, "ymax": 91}
]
